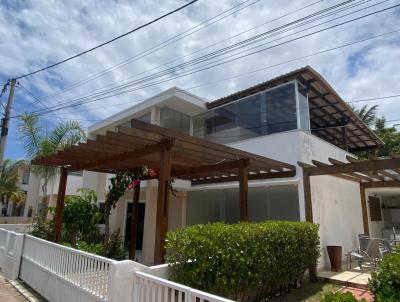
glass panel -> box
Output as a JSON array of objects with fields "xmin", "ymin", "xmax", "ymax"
[
  {"xmin": 120, "ymin": 112, "xmax": 151, "ymax": 128},
  {"xmin": 160, "ymin": 107, "xmax": 191, "ymax": 134},
  {"xmin": 137, "ymin": 112, "xmax": 151, "ymax": 123},
  {"xmin": 248, "ymin": 185, "xmax": 300, "ymax": 221},
  {"xmin": 265, "ymin": 83, "xmax": 297, "ymax": 134},
  {"xmin": 297, "ymin": 82, "xmax": 310, "ymax": 132},
  {"xmin": 186, "ymin": 186, "xmax": 299, "ymax": 226},
  {"xmin": 193, "ymin": 82, "xmax": 297, "ymax": 143},
  {"xmin": 22, "ymin": 170, "xmax": 30, "ymax": 184}
]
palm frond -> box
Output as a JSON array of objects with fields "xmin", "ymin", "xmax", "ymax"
[
  {"xmin": 49, "ymin": 120, "xmax": 86, "ymax": 151},
  {"xmin": 17, "ymin": 113, "xmax": 44, "ymax": 159}
]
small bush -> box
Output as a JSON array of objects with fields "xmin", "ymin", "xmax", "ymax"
[
  {"xmin": 166, "ymin": 221, "xmax": 320, "ymax": 301},
  {"xmin": 320, "ymin": 292, "xmax": 367, "ymax": 302},
  {"xmin": 369, "ymin": 246, "xmax": 400, "ymax": 302},
  {"xmin": 30, "ymin": 213, "xmax": 54, "ymax": 241}
]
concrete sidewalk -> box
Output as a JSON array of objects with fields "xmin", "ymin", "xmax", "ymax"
[{"xmin": 0, "ymin": 275, "xmax": 26, "ymax": 302}]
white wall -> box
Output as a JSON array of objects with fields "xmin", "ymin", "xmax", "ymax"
[{"xmin": 310, "ymin": 175, "xmax": 364, "ymax": 269}]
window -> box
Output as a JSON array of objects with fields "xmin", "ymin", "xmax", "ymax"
[
  {"xmin": 297, "ymin": 82, "xmax": 310, "ymax": 132},
  {"xmin": 193, "ymin": 82, "xmax": 298, "ymax": 144},
  {"xmin": 186, "ymin": 185, "xmax": 300, "ymax": 226},
  {"xmin": 160, "ymin": 107, "xmax": 191, "ymax": 134},
  {"xmin": 68, "ymin": 170, "xmax": 83, "ymax": 176},
  {"xmin": 22, "ymin": 170, "xmax": 30, "ymax": 184}
]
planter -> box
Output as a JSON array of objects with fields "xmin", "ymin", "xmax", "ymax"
[{"xmin": 327, "ymin": 245, "xmax": 342, "ymax": 272}]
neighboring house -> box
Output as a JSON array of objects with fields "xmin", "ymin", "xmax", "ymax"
[
  {"xmin": 22, "ymin": 170, "xmax": 84, "ymax": 218},
  {"xmin": 24, "ymin": 66, "xmax": 397, "ymax": 268}
]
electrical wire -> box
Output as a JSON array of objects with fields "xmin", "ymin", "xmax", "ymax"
[
  {"xmin": 41, "ymin": 0, "xmax": 266, "ymax": 99},
  {"xmin": 13, "ymin": 27, "xmax": 400, "ymax": 118},
  {"xmin": 14, "ymin": 0, "xmax": 200, "ymax": 80},
  {"xmin": 25, "ymin": 3, "xmax": 400, "ymax": 116},
  {"xmin": 23, "ymin": 0, "xmax": 383, "ymax": 115}
]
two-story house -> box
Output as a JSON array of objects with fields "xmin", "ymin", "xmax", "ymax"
[{"xmin": 73, "ymin": 66, "xmax": 383, "ymax": 267}]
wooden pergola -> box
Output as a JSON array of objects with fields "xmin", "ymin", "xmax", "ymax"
[
  {"xmin": 299, "ymin": 154, "xmax": 400, "ymax": 235},
  {"xmin": 32, "ymin": 119, "xmax": 296, "ymax": 264}
]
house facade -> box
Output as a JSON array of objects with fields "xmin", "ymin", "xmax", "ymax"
[{"xmin": 24, "ymin": 66, "xmax": 390, "ymax": 268}]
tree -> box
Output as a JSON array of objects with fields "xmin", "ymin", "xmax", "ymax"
[
  {"xmin": 17, "ymin": 113, "xmax": 86, "ymax": 213},
  {"xmin": 351, "ymin": 105, "xmax": 400, "ymax": 158},
  {"xmin": 350, "ymin": 104, "xmax": 379, "ymax": 127},
  {"xmin": 0, "ymin": 159, "xmax": 26, "ymax": 215}
]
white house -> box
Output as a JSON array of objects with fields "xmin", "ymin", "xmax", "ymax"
[{"xmin": 25, "ymin": 66, "xmax": 398, "ymax": 269}]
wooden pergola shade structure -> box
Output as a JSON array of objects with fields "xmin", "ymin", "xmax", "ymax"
[
  {"xmin": 32, "ymin": 119, "xmax": 296, "ymax": 264},
  {"xmin": 299, "ymin": 154, "xmax": 400, "ymax": 235}
]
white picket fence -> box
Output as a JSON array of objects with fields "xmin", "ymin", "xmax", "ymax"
[
  {"xmin": 133, "ymin": 271, "xmax": 233, "ymax": 302},
  {"xmin": 20, "ymin": 235, "xmax": 114, "ymax": 301},
  {"xmin": 0, "ymin": 228, "xmax": 233, "ymax": 302},
  {"xmin": 0, "ymin": 228, "xmax": 24, "ymax": 280}
]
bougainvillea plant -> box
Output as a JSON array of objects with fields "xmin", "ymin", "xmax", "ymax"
[{"xmin": 104, "ymin": 167, "xmax": 156, "ymax": 241}]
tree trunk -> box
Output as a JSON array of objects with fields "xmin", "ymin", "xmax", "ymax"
[{"xmin": 104, "ymin": 204, "xmax": 111, "ymax": 244}]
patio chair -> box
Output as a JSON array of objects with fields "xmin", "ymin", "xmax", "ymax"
[{"xmin": 346, "ymin": 236, "xmax": 381, "ymax": 271}]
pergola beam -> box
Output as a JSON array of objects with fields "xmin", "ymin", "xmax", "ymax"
[
  {"xmin": 172, "ymin": 160, "xmax": 246, "ymax": 177},
  {"xmin": 304, "ymin": 158, "xmax": 400, "ymax": 176},
  {"xmin": 191, "ymin": 170, "xmax": 296, "ymax": 185},
  {"xmin": 71, "ymin": 141, "xmax": 165, "ymax": 171}
]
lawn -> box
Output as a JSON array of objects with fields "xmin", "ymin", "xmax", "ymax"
[{"xmin": 273, "ymin": 281, "xmax": 341, "ymax": 302}]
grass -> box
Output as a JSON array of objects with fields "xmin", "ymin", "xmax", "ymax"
[{"xmin": 273, "ymin": 281, "xmax": 341, "ymax": 302}]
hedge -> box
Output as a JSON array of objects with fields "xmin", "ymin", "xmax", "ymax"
[
  {"xmin": 369, "ymin": 246, "xmax": 400, "ymax": 302},
  {"xmin": 165, "ymin": 221, "xmax": 320, "ymax": 301},
  {"xmin": 320, "ymin": 292, "xmax": 367, "ymax": 302}
]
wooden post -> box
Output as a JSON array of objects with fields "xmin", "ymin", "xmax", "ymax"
[
  {"xmin": 53, "ymin": 167, "xmax": 68, "ymax": 243},
  {"xmin": 154, "ymin": 140, "xmax": 173, "ymax": 264},
  {"xmin": 129, "ymin": 181, "xmax": 140, "ymax": 260},
  {"xmin": 302, "ymin": 170, "xmax": 317, "ymax": 282},
  {"xmin": 360, "ymin": 185, "xmax": 370, "ymax": 235},
  {"xmin": 303, "ymin": 171, "xmax": 313, "ymax": 222},
  {"xmin": 239, "ymin": 159, "xmax": 249, "ymax": 221}
]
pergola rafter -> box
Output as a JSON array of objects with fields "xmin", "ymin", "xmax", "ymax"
[
  {"xmin": 32, "ymin": 119, "xmax": 296, "ymax": 264},
  {"xmin": 298, "ymin": 155, "xmax": 400, "ymax": 235}
]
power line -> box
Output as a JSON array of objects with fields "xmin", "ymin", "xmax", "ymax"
[
  {"xmin": 28, "ymin": 2, "xmax": 400, "ymax": 116},
  {"xmin": 13, "ymin": 26, "xmax": 400, "ymax": 118},
  {"xmin": 18, "ymin": 84, "xmax": 47, "ymax": 108},
  {"xmin": 41, "ymin": 0, "xmax": 266, "ymax": 99},
  {"xmin": 24, "ymin": 0, "xmax": 381, "ymax": 115},
  {"xmin": 13, "ymin": 94, "xmax": 400, "ymax": 122},
  {"xmin": 38, "ymin": 0, "xmax": 362, "ymax": 109},
  {"xmin": 15, "ymin": 0, "xmax": 200, "ymax": 80}
]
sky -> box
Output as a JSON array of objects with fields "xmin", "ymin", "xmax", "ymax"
[{"xmin": 0, "ymin": 0, "xmax": 399, "ymax": 160}]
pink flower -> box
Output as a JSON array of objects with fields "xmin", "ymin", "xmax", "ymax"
[
  {"xmin": 127, "ymin": 179, "xmax": 140, "ymax": 190},
  {"xmin": 147, "ymin": 169, "xmax": 157, "ymax": 177}
]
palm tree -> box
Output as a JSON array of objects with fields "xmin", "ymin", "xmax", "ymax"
[
  {"xmin": 0, "ymin": 159, "xmax": 25, "ymax": 215},
  {"xmin": 17, "ymin": 113, "xmax": 86, "ymax": 213},
  {"xmin": 350, "ymin": 104, "xmax": 379, "ymax": 127}
]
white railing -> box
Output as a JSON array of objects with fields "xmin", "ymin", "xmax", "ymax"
[
  {"xmin": 133, "ymin": 271, "xmax": 234, "ymax": 302},
  {"xmin": 20, "ymin": 234, "xmax": 114, "ymax": 301}
]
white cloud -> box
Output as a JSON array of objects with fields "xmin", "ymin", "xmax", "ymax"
[{"xmin": 0, "ymin": 0, "xmax": 399, "ymax": 159}]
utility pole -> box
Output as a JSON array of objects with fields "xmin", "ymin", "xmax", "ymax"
[{"xmin": 0, "ymin": 79, "xmax": 17, "ymax": 164}]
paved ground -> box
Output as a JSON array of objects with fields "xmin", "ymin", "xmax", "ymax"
[
  {"xmin": 339, "ymin": 286, "xmax": 374, "ymax": 301},
  {"xmin": 0, "ymin": 275, "xmax": 27, "ymax": 302}
]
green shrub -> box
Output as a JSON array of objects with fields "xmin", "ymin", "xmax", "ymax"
[
  {"xmin": 369, "ymin": 246, "xmax": 400, "ymax": 302},
  {"xmin": 320, "ymin": 292, "xmax": 367, "ymax": 302},
  {"xmin": 166, "ymin": 221, "xmax": 320, "ymax": 301},
  {"xmin": 30, "ymin": 212, "xmax": 54, "ymax": 241}
]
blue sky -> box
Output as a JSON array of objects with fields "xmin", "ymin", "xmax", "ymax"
[{"xmin": 0, "ymin": 0, "xmax": 399, "ymax": 160}]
